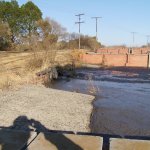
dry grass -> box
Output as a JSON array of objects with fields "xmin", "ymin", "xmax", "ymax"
[
  {"xmin": 70, "ymin": 49, "xmax": 85, "ymax": 68},
  {"xmin": 0, "ymin": 76, "xmax": 12, "ymax": 90},
  {"xmin": 70, "ymin": 49, "xmax": 81, "ymax": 62},
  {"xmin": 0, "ymin": 49, "xmax": 73, "ymax": 90},
  {"xmin": 0, "ymin": 51, "xmax": 41, "ymax": 90},
  {"xmin": 87, "ymin": 74, "xmax": 100, "ymax": 96},
  {"xmin": 0, "ymin": 52, "xmax": 26, "ymax": 90},
  {"xmin": 25, "ymin": 49, "xmax": 57, "ymax": 72},
  {"xmin": 0, "ymin": 70, "xmax": 46, "ymax": 91},
  {"xmin": 26, "ymin": 56, "xmax": 44, "ymax": 71},
  {"xmin": 0, "ymin": 73, "xmax": 22, "ymax": 90}
]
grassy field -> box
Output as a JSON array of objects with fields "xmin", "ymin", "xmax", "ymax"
[{"xmin": 0, "ymin": 50, "xmax": 74, "ymax": 90}]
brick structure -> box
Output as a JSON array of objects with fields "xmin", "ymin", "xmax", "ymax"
[
  {"xmin": 97, "ymin": 47, "xmax": 149, "ymax": 54},
  {"xmin": 81, "ymin": 52, "xmax": 150, "ymax": 68}
]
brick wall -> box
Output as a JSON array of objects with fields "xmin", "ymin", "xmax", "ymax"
[
  {"xmin": 81, "ymin": 53, "xmax": 103, "ymax": 65},
  {"xmin": 81, "ymin": 53, "xmax": 149, "ymax": 68},
  {"xmin": 126, "ymin": 54, "xmax": 148, "ymax": 67},
  {"xmin": 97, "ymin": 47, "xmax": 149, "ymax": 54}
]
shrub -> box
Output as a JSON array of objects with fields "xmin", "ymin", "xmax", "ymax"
[
  {"xmin": 26, "ymin": 56, "xmax": 44, "ymax": 71},
  {"xmin": 0, "ymin": 22, "xmax": 12, "ymax": 51}
]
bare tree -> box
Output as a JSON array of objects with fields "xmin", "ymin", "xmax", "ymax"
[
  {"xmin": 46, "ymin": 17, "xmax": 67, "ymax": 41},
  {"xmin": 69, "ymin": 32, "xmax": 79, "ymax": 40}
]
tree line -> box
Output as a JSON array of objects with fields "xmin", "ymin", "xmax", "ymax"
[{"xmin": 0, "ymin": 0, "xmax": 101, "ymax": 51}]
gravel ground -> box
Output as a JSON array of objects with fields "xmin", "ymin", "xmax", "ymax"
[{"xmin": 0, "ymin": 85, "xmax": 94, "ymax": 133}]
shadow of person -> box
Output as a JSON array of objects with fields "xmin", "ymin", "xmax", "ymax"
[
  {"xmin": 0, "ymin": 116, "xmax": 83, "ymax": 150},
  {"xmin": 31, "ymin": 119, "xmax": 83, "ymax": 150},
  {"xmin": 0, "ymin": 116, "xmax": 31, "ymax": 150}
]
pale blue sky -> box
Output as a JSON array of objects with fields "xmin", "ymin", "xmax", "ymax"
[{"xmin": 18, "ymin": 0, "xmax": 150, "ymax": 46}]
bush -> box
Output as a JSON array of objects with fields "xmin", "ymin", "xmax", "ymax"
[
  {"xmin": 26, "ymin": 49, "xmax": 57, "ymax": 71},
  {"xmin": 57, "ymin": 35, "xmax": 101, "ymax": 50},
  {"xmin": 0, "ymin": 22, "xmax": 12, "ymax": 51},
  {"xmin": 26, "ymin": 56, "xmax": 44, "ymax": 71}
]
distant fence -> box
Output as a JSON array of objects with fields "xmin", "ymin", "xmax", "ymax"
[{"xmin": 80, "ymin": 53, "xmax": 150, "ymax": 68}]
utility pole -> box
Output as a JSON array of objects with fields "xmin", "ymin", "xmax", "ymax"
[
  {"xmin": 146, "ymin": 35, "xmax": 150, "ymax": 47},
  {"xmin": 75, "ymin": 14, "xmax": 84, "ymax": 49},
  {"xmin": 131, "ymin": 32, "xmax": 137, "ymax": 48},
  {"xmin": 91, "ymin": 17, "xmax": 102, "ymax": 41}
]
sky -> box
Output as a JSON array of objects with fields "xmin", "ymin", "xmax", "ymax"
[{"xmin": 18, "ymin": 0, "xmax": 150, "ymax": 47}]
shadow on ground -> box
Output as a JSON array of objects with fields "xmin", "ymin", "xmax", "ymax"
[
  {"xmin": 0, "ymin": 116, "xmax": 83, "ymax": 150},
  {"xmin": 1, "ymin": 116, "xmax": 150, "ymax": 150}
]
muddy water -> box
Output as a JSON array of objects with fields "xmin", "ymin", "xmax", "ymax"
[{"xmin": 52, "ymin": 69, "xmax": 150, "ymax": 137}]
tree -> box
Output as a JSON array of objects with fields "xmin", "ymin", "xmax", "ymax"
[
  {"xmin": 0, "ymin": 0, "xmax": 42, "ymax": 42},
  {"xmin": 58, "ymin": 34, "xmax": 101, "ymax": 50},
  {"xmin": 48, "ymin": 18, "xmax": 67, "ymax": 41},
  {"xmin": 37, "ymin": 19, "xmax": 58, "ymax": 45},
  {"xmin": 20, "ymin": 1, "xmax": 42, "ymax": 36},
  {"xmin": 0, "ymin": 22, "xmax": 12, "ymax": 50},
  {"xmin": 80, "ymin": 35, "xmax": 101, "ymax": 50},
  {"xmin": 37, "ymin": 19, "xmax": 52, "ymax": 39},
  {"xmin": 69, "ymin": 32, "xmax": 79, "ymax": 41},
  {"xmin": 0, "ymin": 0, "xmax": 20, "ymax": 42}
]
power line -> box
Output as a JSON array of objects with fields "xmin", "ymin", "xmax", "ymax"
[
  {"xmin": 75, "ymin": 13, "xmax": 85, "ymax": 49},
  {"xmin": 91, "ymin": 17, "xmax": 102, "ymax": 41},
  {"xmin": 131, "ymin": 32, "xmax": 137, "ymax": 47},
  {"xmin": 146, "ymin": 35, "xmax": 150, "ymax": 46}
]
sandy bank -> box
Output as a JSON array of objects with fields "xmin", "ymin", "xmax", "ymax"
[{"xmin": 0, "ymin": 85, "xmax": 94, "ymax": 132}]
